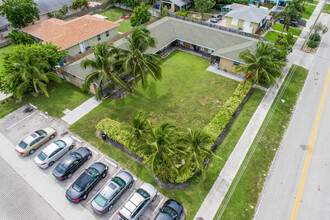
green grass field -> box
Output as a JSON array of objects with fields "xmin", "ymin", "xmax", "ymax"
[
  {"xmin": 323, "ymin": 3, "xmax": 330, "ymax": 14},
  {"xmin": 265, "ymin": 31, "xmax": 298, "ymax": 43},
  {"xmin": 0, "ymin": 82, "xmax": 92, "ymax": 118},
  {"xmin": 99, "ymin": 7, "xmax": 131, "ymax": 22},
  {"xmin": 70, "ymin": 50, "xmax": 266, "ymax": 219},
  {"xmin": 217, "ymin": 65, "xmax": 309, "ymax": 220},
  {"xmin": 272, "ymin": 23, "xmax": 303, "ymax": 36},
  {"xmin": 118, "ymin": 20, "xmax": 133, "ymax": 33},
  {"xmin": 303, "ymin": 4, "xmax": 316, "ymax": 19}
]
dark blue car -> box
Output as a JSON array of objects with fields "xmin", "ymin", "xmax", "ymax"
[{"xmin": 154, "ymin": 199, "xmax": 184, "ymax": 220}]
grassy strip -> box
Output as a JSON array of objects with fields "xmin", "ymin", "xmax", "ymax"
[
  {"xmin": 323, "ymin": 3, "xmax": 330, "ymax": 14},
  {"xmin": 272, "ymin": 23, "xmax": 302, "ymax": 36},
  {"xmin": 71, "ymin": 88, "xmax": 265, "ymax": 219},
  {"xmin": 118, "ymin": 20, "xmax": 133, "ymax": 33},
  {"xmin": 216, "ymin": 65, "xmax": 309, "ymax": 219},
  {"xmin": 265, "ymin": 31, "xmax": 298, "ymax": 43},
  {"xmin": 0, "ymin": 82, "xmax": 92, "ymax": 118},
  {"xmin": 302, "ymin": 4, "xmax": 316, "ymax": 19}
]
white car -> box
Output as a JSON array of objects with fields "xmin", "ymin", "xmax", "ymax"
[{"xmin": 35, "ymin": 137, "xmax": 75, "ymax": 168}]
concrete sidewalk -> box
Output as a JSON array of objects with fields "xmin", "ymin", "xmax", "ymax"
[
  {"xmin": 194, "ymin": 1, "xmax": 325, "ymax": 219},
  {"xmin": 62, "ymin": 96, "xmax": 101, "ymax": 125}
]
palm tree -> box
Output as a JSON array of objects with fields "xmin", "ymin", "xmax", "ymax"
[
  {"xmin": 128, "ymin": 111, "xmax": 151, "ymax": 148},
  {"xmin": 141, "ymin": 122, "xmax": 185, "ymax": 173},
  {"xmin": 81, "ymin": 42, "xmax": 131, "ymax": 100},
  {"xmin": 8, "ymin": 54, "xmax": 61, "ymax": 99},
  {"xmin": 234, "ymin": 40, "xmax": 285, "ymax": 86},
  {"xmin": 116, "ymin": 26, "xmax": 163, "ymax": 89},
  {"xmin": 182, "ymin": 128, "xmax": 215, "ymax": 178},
  {"xmin": 274, "ymin": 0, "xmax": 305, "ymax": 37}
]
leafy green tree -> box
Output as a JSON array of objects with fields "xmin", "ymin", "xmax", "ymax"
[
  {"xmin": 194, "ymin": 0, "xmax": 216, "ymax": 20},
  {"xmin": 122, "ymin": 0, "xmax": 141, "ymax": 8},
  {"xmin": 182, "ymin": 128, "xmax": 214, "ymax": 178},
  {"xmin": 0, "ymin": 43, "xmax": 67, "ymax": 94},
  {"xmin": 234, "ymin": 40, "xmax": 285, "ymax": 86},
  {"xmin": 312, "ymin": 22, "xmax": 328, "ymax": 34},
  {"xmin": 0, "ymin": 0, "xmax": 40, "ymax": 29},
  {"xmin": 7, "ymin": 54, "xmax": 61, "ymax": 99},
  {"xmin": 71, "ymin": 0, "xmax": 89, "ymax": 10},
  {"xmin": 81, "ymin": 43, "xmax": 131, "ymax": 100},
  {"xmin": 130, "ymin": 4, "xmax": 151, "ymax": 27},
  {"xmin": 116, "ymin": 27, "xmax": 162, "ymax": 89},
  {"xmin": 129, "ymin": 110, "xmax": 150, "ymax": 141},
  {"xmin": 159, "ymin": 6, "xmax": 169, "ymax": 18},
  {"xmin": 8, "ymin": 30, "xmax": 34, "ymax": 45}
]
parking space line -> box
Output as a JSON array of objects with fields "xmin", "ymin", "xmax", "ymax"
[
  {"xmin": 96, "ymin": 155, "xmax": 104, "ymax": 163},
  {"xmin": 39, "ymin": 112, "xmax": 49, "ymax": 119},
  {"xmin": 71, "ymin": 135, "xmax": 83, "ymax": 143},
  {"xmin": 105, "ymin": 158, "xmax": 118, "ymax": 168},
  {"xmin": 6, "ymin": 111, "xmax": 38, "ymax": 130},
  {"xmin": 88, "ymin": 147, "xmax": 99, "ymax": 156},
  {"xmin": 152, "ymin": 196, "xmax": 165, "ymax": 216},
  {"xmin": 29, "ymin": 103, "xmax": 38, "ymax": 109}
]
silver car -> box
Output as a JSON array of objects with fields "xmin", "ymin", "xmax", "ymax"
[
  {"xmin": 35, "ymin": 137, "xmax": 75, "ymax": 168},
  {"xmin": 91, "ymin": 171, "xmax": 134, "ymax": 214},
  {"xmin": 116, "ymin": 183, "xmax": 157, "ymax": 220}
]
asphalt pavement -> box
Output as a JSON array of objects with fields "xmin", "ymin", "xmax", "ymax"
[{"xmin": 255, "ymin": 14, "xmax": 330, "ymax": 220}]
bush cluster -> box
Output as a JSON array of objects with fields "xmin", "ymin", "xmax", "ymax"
[
  {"xmin": 309, "ymin": 33, "xmax": 321, "ymax": 41},
  {"xmin": 307, "ymin": 40, "xmax": 318, "ymax": 48}
]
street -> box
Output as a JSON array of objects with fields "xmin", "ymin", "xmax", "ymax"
[{"xmin": 255, "ymin": 14, "xmax": 330, "ymax": 220}]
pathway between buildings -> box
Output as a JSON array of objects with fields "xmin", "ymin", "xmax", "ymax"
[
  {"xmin": 62, "ymin": 96, "xmax": 101, "ymax": 125},
  {"xmin": 193, "ymin": 1, "xmax": 325, "ymax": 219}
]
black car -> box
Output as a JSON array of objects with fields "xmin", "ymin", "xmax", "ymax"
[
  {"xmin": 154, "ymin": 199, "xmax": 184, "ymax": 220},
  {"xmin": 53, "ymin": 147, "xmax": 92, "ymax": 180},
  {"xmin": 66, "ymin": 162, "xmax": 108, "ymax": 203}
]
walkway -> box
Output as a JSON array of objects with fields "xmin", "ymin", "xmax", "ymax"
[
  {"xmin": 194, "ymin": 1, "xmax": 325, "ymax": 219},
  {"xmin": 207, "ymin": 64, "xmax": 244, "ymax": 82},
  {"xmin": 62, "ymin": 96, "xmax": 101, "ymax": 125}
]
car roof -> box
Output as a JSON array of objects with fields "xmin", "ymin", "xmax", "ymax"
[
  {"xmin": 139, "ymin": 182, "xmax": 156, "ymax": 195},
  {"xmin": 100, "ymin": 181, "xmax": 120, "ymax": 199},
  {"xmin": 120, "ymin": 192, "xmax": 145, "ymax": 217},
  {"xmin": 116, "ymin": 171, "xmax": 133, "ymax": 183},
  {"xmin": 60, "ymin": 154, "xmax": 76, "ymax": 168},
  {"xmin": 75, "ymin": 171, "xmax": 92, "ymax": 188},
  {"xmin": 164, "ymin": 199, "xmax": 183, "ymax": 215},
  {"xmin": 42, "ymin": 143, "xmax": 59, "ymax": 155},
  {"xmin": 23, "ymin": 135, "xmax": 36, "ymax": 144}
]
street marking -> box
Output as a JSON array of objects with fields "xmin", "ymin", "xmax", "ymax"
[
  {"xmin": 39, "ymin": 112, "xmax": 49, "ymax": 119},
  {"xmin": 29, "ymin": 103, "xmax": 38, "ymax": 109},
  {"xmin": 105, "ymin": 158, "xmax": 118, "ymax": 168},
  {"xmin": 6, "ymin": 111, "xmax": 38, "ymax": 130},
  {"xmin": 96, "ymin": 155, "xmax": 104, "ymax": 163},
  {"xmin": 290, "ymin": 67, "xmax": 330, "ymax": 220},
  {"xmin": 71, "ymin": 135, "xmax": 82, "ymax": 143},
  {"xmin": 88, "ymin": 147, "xmax": 99, "ymax": 156},
  {"xmin": 152, "ymin": 196, "xmax": 165, "ymax": 216}
]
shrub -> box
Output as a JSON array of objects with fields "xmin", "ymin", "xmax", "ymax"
[
  {"xmin": 307, "ymin": 40, "xmax": 318, "ymax": 48},
  {"xmin": 176, "ymin": 9, "xmax": 189, "ymax": 17},
  {"xmin": 310, "ymin": 33, "xmax": 321, "ymax": 41},
  {"xmin": 159, "ymin": 6, "xmax": 169, "ymax": 18},
  {"xmin": 71, "ymin": 0, "xmax": 89, "ymax": 10},
  {"xmin": 8, "ymin": 30, "xmax": 34, "ymax": 45}
]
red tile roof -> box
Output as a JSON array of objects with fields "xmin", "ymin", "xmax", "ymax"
[{"xmin": 21, "ymin": 15, "xmax": 119, "ymax": 49}]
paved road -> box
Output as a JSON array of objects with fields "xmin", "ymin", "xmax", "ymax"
[
  {"xmin": 0, "ymin": 156, "xmax": 62, "ymax": 220},
  {"xmin": 255, "ymin": 14, "xmax": 330, "ymax": 220}
]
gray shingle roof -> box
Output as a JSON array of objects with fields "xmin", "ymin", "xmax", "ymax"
[
  {"xmin": 168, "ymin": 0, "xmax": 192, "ymax": 7},
  {"xmin": 225, "ymin": 5, "xmax": 270, "ymax": 24},
  {"xmin": 63, "ymin": 17, "xmax": 258, "ymax": 79}
]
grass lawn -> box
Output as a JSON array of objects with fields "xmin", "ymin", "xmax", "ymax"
[
  {"xmin": 70, "ymin": 50, "xmax": 266, "ymax": 219},
  {"xmin": 99, "ymin": 7, "xmax": 131, "ymax": 22},
  {"xmin": 312, "ymin": 1, "xmax": 319, "ymax": 5},
  {"xmin": 0, "ymin": 82, "xmax": 92, "ymax": 118},
  {"xmin": 323, "ymin": 3, "xmax": 330, "ymax": 14},
  {"xmin": 265, "ymin": 31, "xmax": 298, "ymax": 43},
  {"xmin": 118, "ymin": 20, "xmax": 133, "ymax": 33},
  {"xmin": 272, "ymin": 23, "xmax": 302, "ymax": 36},
  {"xmin": 217, "ymin": 65, "xmax": 309, "ymax": 220},
  {"xmin": 0, "ymin": 45, "xmax": 13, "ymax": 70},
  {"xmin": 302, "ymin": 4, "xmax": 316, "ymax": 19}
]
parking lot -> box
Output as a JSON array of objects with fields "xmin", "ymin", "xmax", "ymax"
[{"xmin": 0, "ymin": 105, "xmax": 167, "ymax": 220}]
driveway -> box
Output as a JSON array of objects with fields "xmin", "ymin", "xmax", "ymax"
[{"xmin": 0, "ymin": 105, "xmax": 167, "ymax": 220}]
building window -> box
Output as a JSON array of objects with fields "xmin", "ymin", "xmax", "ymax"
[
  {"xmin": 233, "ymin": 61, "xmax": 240, "ymax": 66},
  {"xmin": 106, "ymin": 31, "xmax": 109, "ymax": 37},
  {"xmin": 97, "ymin": 34, "xmax": 101, "ymax": 41}
]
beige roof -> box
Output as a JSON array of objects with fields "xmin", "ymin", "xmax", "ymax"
[{"xmin": 21, "ymin": 15, "xmax": 119, "ymax": 49}]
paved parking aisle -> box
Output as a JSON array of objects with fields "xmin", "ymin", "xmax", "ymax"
[{"xmin": 0, "ymin": 105, "xmax": 167, "ymax": 220}]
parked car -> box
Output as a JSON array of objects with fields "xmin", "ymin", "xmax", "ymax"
[
  {"xmin": 66, "ymin": 162, "xmax": 108, "ymax": 203},
  {"xmin": 210, "ymin": 13, "xmax": 222, "ymax": 23},
  {"xmin": 35, "ymin": 137, "xmax": 75, "ymax": 168},
  {"xmin": 154, "ymin": 199, "xmax": 184, "ymax": 220},
  {"xmin": 52, "ymin": 147, "xmax": 92, "ymax": 180},
  {"xmin": 15, "ymin": 127, "xmax": 57, "ymax": 156},
  {"xmin": 91, "ymin": 171, "xmax": 134, "ymax": 214},
  {"xmin": 116, "ymin": 183, "xmax": 157, "ymax": 220}
]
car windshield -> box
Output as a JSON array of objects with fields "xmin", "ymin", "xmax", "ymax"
[
  {"xmin": 54, "ymin": 140, "xmax": 66, "ymax": 148},
  {"xmin": 35, "ymin": 130, "xmax": 47, "ymax": 136},
  {"xmin": 38, "ymin": 152, "xmax": 48, "ymax": 161},
  {"xmin": 161, "ymin": 206, "xmax": 178, "ymax": 218},
  {"xmin": 137, "ymin": 188, "xmax": 150, "ymax": 199},
  {"xmin": 72, "ymin": 152, "xmax": 82, "ymax": 160},
  {"xmin": 86, "ymin": 167, "xmax": 99, "ymax": 176},
  {"xmin": 55, "ymin": 163, "xmax": 66, "ymax": 174},
  {"xmin": 112, "ymin": 177, "xmax": 125, "ymax": 188},
  {"xmin": 94, "ymin": 194, "xmax": 108, "ymax": 207},
  {"xmin": 72, "ymin": 183, "xmax": 83, "ymax": 192},
  {"xmin": 18, "ymin": 141, "xmax": 27, "ymax": 149}
]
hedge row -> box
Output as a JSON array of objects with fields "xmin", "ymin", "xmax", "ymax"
[{"xmin": 204, "ymin": 81, "xmax": 253, "ymax": 141}]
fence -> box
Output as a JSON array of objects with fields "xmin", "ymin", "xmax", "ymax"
[{"xmin": 168, "ymin": 13, "xmax": 266, "ymax": 41}]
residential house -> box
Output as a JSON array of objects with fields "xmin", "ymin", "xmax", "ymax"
[
  {"xmin": 21, "ymin": 15, "xmax": 119, "ymax": 57},
  {"xmin": 225, "ymin": 4, "xmax": 271, "ymax": 34},
  {"xmin": 160, "ymin": 0, "xmax": 192, "ymax": 12},
  {"xmin": 60, "ymin": 17, "xmax": 258, "ymax": 94}
]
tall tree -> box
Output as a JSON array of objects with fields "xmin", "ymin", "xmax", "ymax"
[
  {"xmin": 194, "ymin": 0, "xmax": 216, "ymax": 20},
  {"xmin": 234, "ymin": 40, "xmax": 285, "ymax": 86},
  {"xmin": 71, "ymin": 0, "xmax": 89, "ymax": 10},
  {"xmin": 81, "ymin": 43, "xmax": 131, "ymax": 100},
  {"xmin": 129, "ymin": 110, "xmax": 150, "ymax": 143},
  {"xmin": 0, "ymin": 0, "xmax": 40, "ymax": 29},
  {"xmin": 7, "ymin": 54, "xmax": 61, "ymax": 99},
  {"xmin": 130, "ymin": 4, "xmax": 152, "ymax": 27},
  {"xmin": 116, "ymin": 27, "xmax": 162, "ymax": 89}
]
